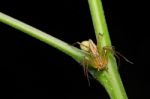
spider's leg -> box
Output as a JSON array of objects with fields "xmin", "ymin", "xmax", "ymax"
[{"xmin": 81, "ymin": 56, "xmax": 91, "ymax": 86}]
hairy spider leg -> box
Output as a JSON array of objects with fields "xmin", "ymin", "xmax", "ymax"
[
  {"xmin": 102, "ymin": 46, "xmax": 133, "ymax": 67},
  {"xmin": 81, "ymin": 56, "xmax": 91, "ymax": 86}
]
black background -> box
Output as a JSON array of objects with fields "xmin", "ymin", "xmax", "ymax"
[{"xmin": 0, "ymin": 0, "xmax": 149, "ymax": 99}]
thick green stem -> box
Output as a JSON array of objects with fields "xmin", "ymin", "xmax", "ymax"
[
  {"xmin": 88, "ymin": 0, "xmax": 128, "ymax": 99},
  {"xmin": 0, "ymin": 12, "xmax": 85, "ymax": 62}
]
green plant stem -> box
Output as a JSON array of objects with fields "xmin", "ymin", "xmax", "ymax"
[
  {"xmin": 0, "ymin": 2, "xmax": 127, "ymax": 98},
  {"xmin": 0, "ymin": 12, "xmax": 84, "ymax": 62},
  {"xmin": 88, "ymin": 0, "xmax": 128, "ymax": 99}
]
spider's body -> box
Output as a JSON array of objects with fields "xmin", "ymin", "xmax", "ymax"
[{"xmin": 80, "ymin": 39, "xmax": 108, "ymax": 71}]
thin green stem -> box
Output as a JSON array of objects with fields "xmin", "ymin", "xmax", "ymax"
[
  {"xmin": 0, "ymin": 12, "xmax": 84, "ymax": 62},
  {"xmin": 88, "ymin": 0, "xmax": 128, "ymax": 99}
]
